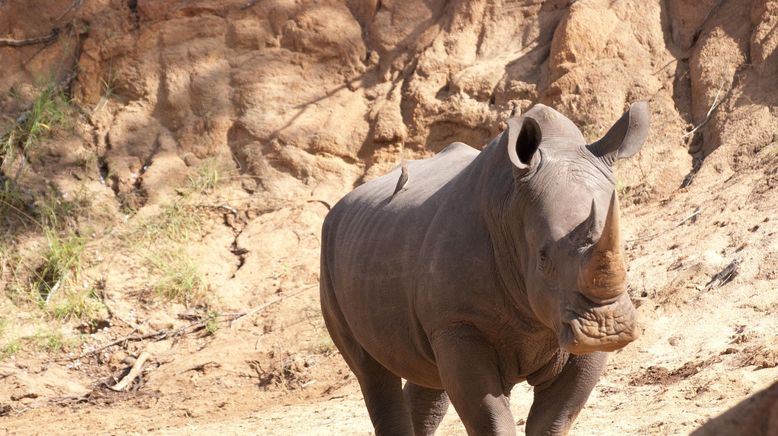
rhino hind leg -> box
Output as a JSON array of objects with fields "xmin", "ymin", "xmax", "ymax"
[
  {"xmin": 351, "ymin": 351, "xmax": 413, "ymax": 435},
  {"xmin": 323, "ymin": 321, "xmax": 413, "ymax": 434},
  {"xmin": 403, "ymin": 382, "xmax": 449, "ymax": 436},
  {"xmin": 320, "ymin": 278, "xmax": 413, "ymax": 434}
]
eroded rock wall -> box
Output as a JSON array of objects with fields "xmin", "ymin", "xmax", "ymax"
[{"xmin": 1, "ymin": 0, "xmax": 776, "ymax": 206}]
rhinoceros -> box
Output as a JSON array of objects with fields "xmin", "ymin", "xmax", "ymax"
[{"xmin": 319, "ymin": 102, "xmax": 648, "ymax": 435}]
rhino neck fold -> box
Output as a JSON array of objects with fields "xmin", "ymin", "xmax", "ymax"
[{"xmin": 473, "ymin": 134, "xmax": 536, "ymax": 323}]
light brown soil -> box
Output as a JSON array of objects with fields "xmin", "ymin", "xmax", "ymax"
[{"xmin": 1, "ymin": 0, "xmax": 777, "ymax": 434}]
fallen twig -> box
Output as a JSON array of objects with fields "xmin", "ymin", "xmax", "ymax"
[
  {"xmin": 307, "ymin": 199, "xmax": 332, "ymax": 210},
  {"xmin": 109, "ymin": 351, "xmax": 150, "ymax": 391},
  {"xmin": 0, "ymin": 29, "xmax": 60, "ymax": 47},
  {"xmin": 67, "ymin": 285, "xmax": 317, "ymax": 361},
  {"xmin": 159, "ymin": 319, "xmax": 210, "ymax": 338},
  {"xmin": 227, "ymin": 285, "xmax": 315, "ymax": 328},
  {"xmin": 653, "ymin": 58, "xmax": 679, "ymax": 75},
  {"xmin": 55, "ymin": 0, "xmax": 84, "ymax": 22},
  {"xmin": 704, "ymin": 258, "xmax": 741, "ymax": 291},
  {"xmin": 67, "ymin": 328, "xmax": 142, "ymax": 361},
  {"xmin": 178, "ymin": 361, "xmax": 221, "ymax": 374},
  {"xmin": 44, "ymin": 280, "xmax": 62, "ymax": 305},
  {"xmin": 677, "ymin": 207, "xmax": 701, "ymax": 227},
  {"xmin": 66, "ymin": 321, "xmax": 207, "ymax": 362},
  {"xmin": 683, "ymin": 82, "xmax": 725, "ymax": 139}
]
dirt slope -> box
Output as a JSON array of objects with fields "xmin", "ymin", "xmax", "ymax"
[{"xmin": 1, "ymin": 0, "xmax": 777, "ymax": 434}]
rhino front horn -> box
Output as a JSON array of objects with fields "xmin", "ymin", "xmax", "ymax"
[{"xmin": 578, "ymin": 191, "xmax": 626, "ymax": 301}]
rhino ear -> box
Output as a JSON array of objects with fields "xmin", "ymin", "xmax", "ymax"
[
  {"xmin": 507, "ymin": 116, "xmax": 542, "ymax": 171},
  {"xmin": 587, "ymin": 101, "xmax": 649, "ymax": 165}
]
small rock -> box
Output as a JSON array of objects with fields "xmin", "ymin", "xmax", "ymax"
[
  {"xmin": 241, "ymin": 177, "xmax": 257, "ymax": 193},
  {"xmin": 11, "ymin": 392, "xmax": 38, "ymax": 401},
  {"xmin": 182, "ymin": 153, "xmax": 199, "ymax": 167},
  {"xmin": 110, "ymin": 350, "xmax": 128, "ymax": 366}
]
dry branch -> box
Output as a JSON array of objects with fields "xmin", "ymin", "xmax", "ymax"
[
  {"xmin": 683, "ymin": 82, "xmax": 726, "ymax": 139},
  {"xmin": 67, "ymin": 323, "xmax": 204, "ymax": 362},
  {"xmin": 227, "ymin": 285, "xmax": 315, "ymax": 328},
  {"xmin": 178, "ymin": 361, "xmax": 221, "ymax": 374},
  {"xmin": 307, "ymin": 199, "xmax": 332, "ymax": 210},
  {"xmin": 55, "ymin": 0, "xmax": 84, "ymax": 22},
  {"xmin": 677, "ymin": 207, "xmax": 701, "ymax": 227},
  {"xmin": 109, "ymin": 351, "xmax": 151, "ymax": 391},
  {"xmin": 66, "ymin": 285, "xmax": 316, "ymax": 361},
  {"xmin": 67, "ymin": 329, "xmax": 141, "ymax": 361},
  {"xmin": 0, "ymin": 29, "xmax": 60, "ymax": 47},
  {"xmin": 704, "ymin": 258, "xmax": 741, "ymax": 291}
]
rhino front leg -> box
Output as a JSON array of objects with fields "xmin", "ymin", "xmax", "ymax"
[
  {"xmin": 525, "ymin": 352, "xmax": 608, "ymax": 436},
  {"xmin": 403, "ymin": 382, "xmax": 450, "ymax": 436},
  {"xmin": 432, "ymin": 325, "xmax": 515, "ymax": 436}
]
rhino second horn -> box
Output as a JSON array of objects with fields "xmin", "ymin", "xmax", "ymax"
[{"xmin": 578, "ymin": 191, "xmax": 626, "ymax": 301}]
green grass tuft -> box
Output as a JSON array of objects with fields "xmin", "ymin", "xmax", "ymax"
[
  {"xmin": 311, "ymin": 336, "xmax": 336, "ymax": 356},
  {"xmin": 1, "ymin": 83, "xmax": 84, "ymax": 230},
  {"xmin": 47, "ymin": 289, "xmax": 104, "ymax": 322},
  {"xmin": 0, "ymin": 339, "xmax": 21, "ymax": 361},
  {"xmin": 34, "ymin": 230, "xmax": 86, "ymax": 302},
  {"xmin": 0, "ymin": 178, "xmax": 33, "ymax": 226},
  {"xmin": 31, "ymin": 330, "xmax": 68, "ymax": 353},
  {"xmin": 16, "ymin": 86, "xmax": 69, "ymax": 150},
  {"xmin": 2, "ymin": 85, "xmax": 70, "ymax": 166},
  {"xmin": 187, "ymin": 158, "xmax": 223, "ymax": 195},
  {"xmin": 204, "ymin": 311, "xmax": 220, "ymax": 335},
  {"xmin": 35, "ymin": 186, "xmax": 92, "ymax": 230},
  {"xmin": 148, "ymin": 252, "xmax": 207, "ymax": 306},
  {"xmin": 139, "ymin": 202, "xmax": 202, "ymax": 242}
]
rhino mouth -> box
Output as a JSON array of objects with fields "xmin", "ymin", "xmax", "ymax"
[{"xmin": 559, "ymin": 292, "xmax": 639, "ymax": 354}]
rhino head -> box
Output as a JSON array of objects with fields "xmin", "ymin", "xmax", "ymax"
[{"xmin": 505, "ymin": 102, "xmax": 647, "ymax": 354}]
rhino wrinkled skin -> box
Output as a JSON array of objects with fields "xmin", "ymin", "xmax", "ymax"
[{"xmin": 320, "ymin": 102, "xmax": 649, "ymax": 435}]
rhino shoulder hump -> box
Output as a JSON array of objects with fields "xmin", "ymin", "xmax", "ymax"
[{"xmin": 437, "ymin": 141, "xmax": 478, "ymax": 157}]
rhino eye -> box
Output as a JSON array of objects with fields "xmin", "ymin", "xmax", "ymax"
[
  {"xmin": 577, "ymin": 236, "xmax": 595, "ymax": 252},
  {"xmin": 538, "ymin": 249, "xmax": 552, "ymax": 274},
  {"xmin": 569, "ymin": 230, "xmax": 595, "ymax": 252}
]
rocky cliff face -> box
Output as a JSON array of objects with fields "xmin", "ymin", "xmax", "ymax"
[{"xmin": 2, "ymin": 0, "xmax": 776, "ymax": 209}]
